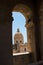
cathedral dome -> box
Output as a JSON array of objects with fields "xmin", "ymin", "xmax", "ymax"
[
  {"xmin": 14, "ymin": 29, "xmax": 24, "ymax": 44},
  {"xmin": 14, "ymin": 29, "xmax": 23, "ymax": 38}
]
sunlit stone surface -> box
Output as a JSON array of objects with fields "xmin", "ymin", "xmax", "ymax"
[{"xmin": 13, "ymin": 52, "xmax": 30, "ymax": 56}]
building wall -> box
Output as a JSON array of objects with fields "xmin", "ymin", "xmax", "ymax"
[
  {"xmin": 39, "ymin": 1, "xmax": 43, "ymax": 60},
  {"xmin": 13, "ymin": 53, "xmax": 33, "ymax": 65}
]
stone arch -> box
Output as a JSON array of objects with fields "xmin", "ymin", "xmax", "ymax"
[
  {"xmin": 4, "ymin": 1, "xmax": 37, "ymax": 64},
  {"xmin": 12, "ymin": 4, "xmax": 32, "ymax": 22},
  {"xmin": 12, "ymin": 3, "xmax": 37, "ymax": 62},
  {"xmin": 12, "ymin": 4, "xmax": 33, "ymax": 52},
  {"xmin": 12, "ymin": 4, "xmax": 33, "ymax": 41}
]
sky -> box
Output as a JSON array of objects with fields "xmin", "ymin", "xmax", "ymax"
[{"xmin": 12, "ymin": 12, "xmax": 27, "ymax": 45}]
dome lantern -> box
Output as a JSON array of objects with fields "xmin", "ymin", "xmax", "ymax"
[
  {"xmin": 17, "ymin": 28, "xmax": 20, "ymax": 32},
  {"xmin": 14, "ymin": 28, "xmax": 24, "ymax": 44}
]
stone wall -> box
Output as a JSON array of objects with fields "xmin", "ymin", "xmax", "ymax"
[
  {"xmin": 13, "ymin": 53, "xmax": 33, "ymax": 65},
  {"xmin": 39, "ymin": 1, "xmax": 43, "ymax": 60}
]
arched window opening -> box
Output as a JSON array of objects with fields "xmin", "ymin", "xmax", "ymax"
[
  {"xmin": 24, "ymin": 48, "xmax": 26, "ymax": 52},
  {"xmin": 16, "ymin": 41, "xmax": 18, "ymax": 43},
  {"xmin": 12, "ymin": 12, "xmax": 27, "ymax": 45},
  {"xmin": 12, "ymin": 4, "xmax": 34, "ymax": 56},
  {"xmin": 12, "ymin": 12, "xmax": 29, "ymax": 55}
]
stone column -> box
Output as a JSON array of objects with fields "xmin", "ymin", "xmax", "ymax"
[{"xmin": 25, "ymin": 21, "xmax": 37, "ymax": 62}]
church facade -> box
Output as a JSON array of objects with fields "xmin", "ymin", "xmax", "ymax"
[{"xmin": 13, "ymin": 29, "xmax": 29, "ymax": 53}]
